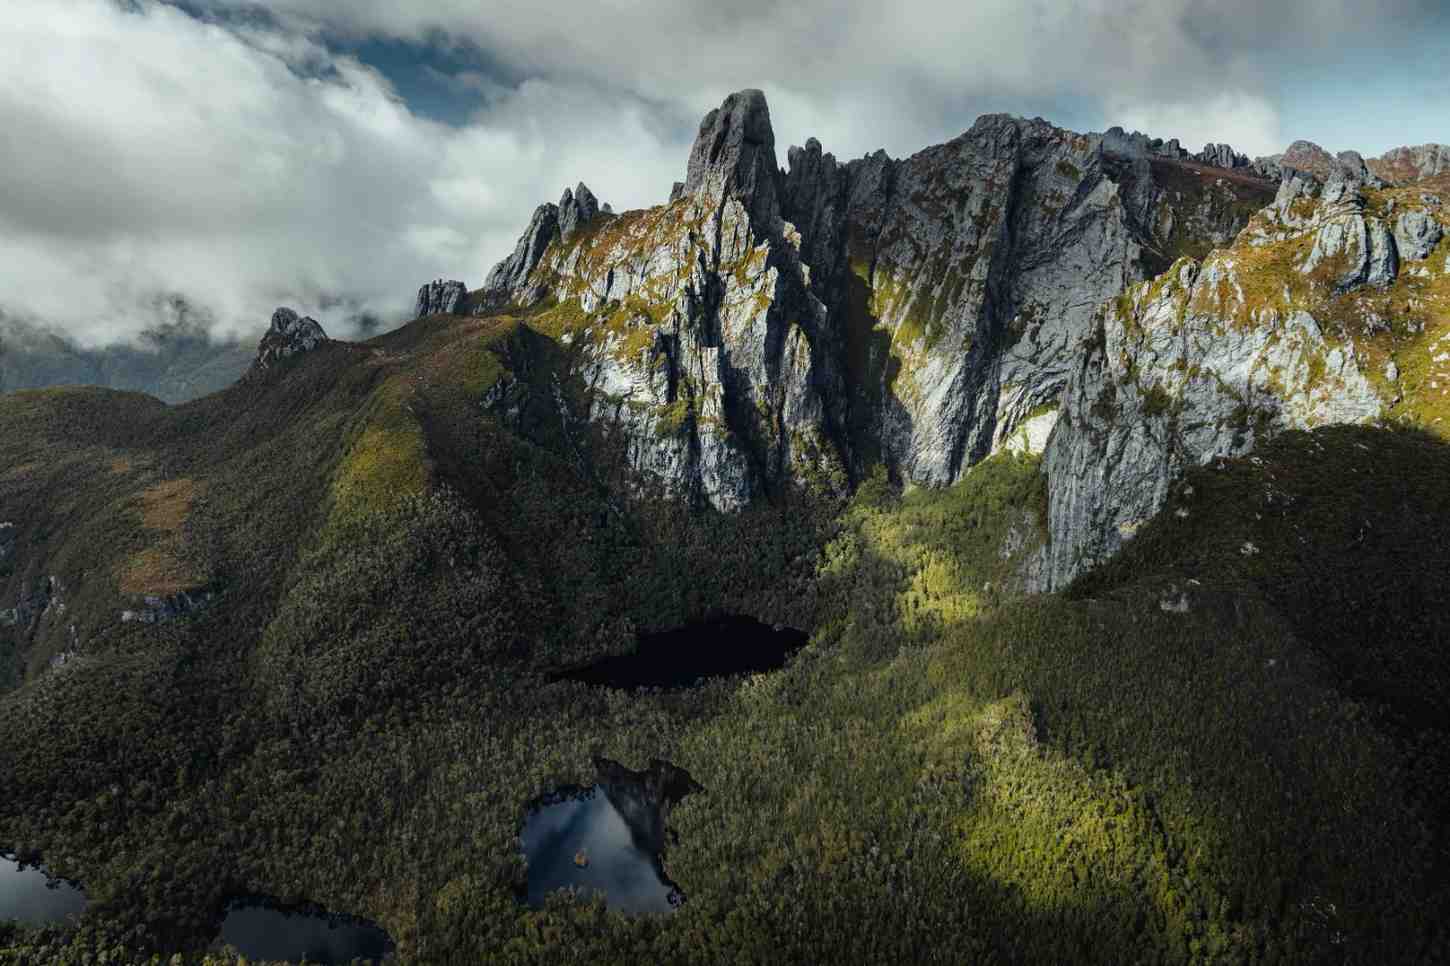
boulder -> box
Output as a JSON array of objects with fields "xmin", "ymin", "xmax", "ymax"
[{"xmin": 1393, "ymin": 209, "xmax": 1444, "ymax": 261}]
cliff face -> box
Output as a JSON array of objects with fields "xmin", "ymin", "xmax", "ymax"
[
  {"xmin": 479, "ymin": 90, "xmax": 1275, "ymax": 512},
  {"xmin": 472, "ymin": 90, "xmax": 1450, "ymax": 590},
  {"xmin": 1037, "ymin": 166, "xmax": 1449, "ymax": 587}
]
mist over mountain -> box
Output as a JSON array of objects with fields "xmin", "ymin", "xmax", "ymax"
[{"xmin": 0, "ymin": 312, "xmax": 250, "ymax": 404}]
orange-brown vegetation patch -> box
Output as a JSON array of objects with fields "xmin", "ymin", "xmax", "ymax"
[
  {"xmin": 138, "ymin": 478, "xmax": 205, "ymax": 532},
  {"xmin": 116, "ymin": 477, "xmax": 207, "ymax": 596}
]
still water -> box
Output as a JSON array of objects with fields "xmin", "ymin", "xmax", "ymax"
[
  {"xmin": 217, "ymin": 898, "xmax": 392, "ymax": 964},
  {"xmin": 0, "ymin": 855, "xmax": 85, "ymax": 925},
  {"xmin": 521, "ymin": 758, "xmax": 700, "ymax": 914},
  {"xmin": 553, "ymin": 615, "xmax": 809, "ymax": 689}
]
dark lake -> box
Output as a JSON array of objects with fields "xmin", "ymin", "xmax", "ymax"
[
  {"xmin": 521, "ymin": 757, "xmax": 700, "ymax": 914},
  {"xmin": 217, "ymin": 897, "xmax": 392, "ymax": 964},
  {"xmin": 552, "ymin": 615, "xmax": 809, "ymax": 689},
  {"xmin": 0, "ymin": 855, "xmax": 85, "ymax": 925}
]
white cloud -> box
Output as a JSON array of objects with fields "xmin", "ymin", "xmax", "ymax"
[
  {"xmin": 1, "ymin": 0, "xmax": 1445, "ymax": 347},
  {"xmin": 0, "ymin": 0, "xmax": 687, "ymax": 345},
  {"xmin": 1109, "ymin": 91, "xmax": 1284, "ymax": 159}
]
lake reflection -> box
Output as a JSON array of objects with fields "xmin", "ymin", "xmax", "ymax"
[
  {"xmin": 521, "ymin": 758, "xmax": 700, "ymax": 914},
  {"xmin": 218, "ymin": 899, "xmax": 392, "ymax": 964},
  {"xmin": 0, "ymin": 855, "xmax": 86, "ymax": 925}
]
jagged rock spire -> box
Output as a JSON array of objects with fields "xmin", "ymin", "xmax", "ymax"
[
  {"xmin": 251, "ymin": 307, "xmax": 328, "ymax": 374},
  {"xmin": 482, "ymin": 182, "xmax": 609, "ymax": 306},
  {"xmin": 482, "ymin": 203, "xmax": 560, "ymax": 303},
  {"xmin": 559, "ymin": 182, "xmax": 601, "ymax": 240},
  {"xmin": 682, "ymin": 89, "xmax": 781, "ymax": 227}
]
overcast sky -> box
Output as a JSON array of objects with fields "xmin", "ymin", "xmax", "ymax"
[{"xmin": 3, "ymin": 0, "xmax": 1447, "ymax": 346}]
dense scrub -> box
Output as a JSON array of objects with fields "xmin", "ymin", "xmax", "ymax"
[{"xmin": 1, "ymin": 314, "xmax": 1447, "ymax": 963}]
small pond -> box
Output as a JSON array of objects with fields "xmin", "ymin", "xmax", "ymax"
[
  {"xmin": 552, "ymin": 615, "xmax": 809, "ymax": 689},
  {"xmin": 217, "ymin": 897, "xmax": 393, "ymax": 964},
  {"xmin": 0, "ymin": 854, "xmax": 86, "ymax": 925},
  {"xmin": 520, "ymin": 757, "xmax": 700, "ymax": 914}
]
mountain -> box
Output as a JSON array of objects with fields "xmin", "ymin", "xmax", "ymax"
[
  {"xmin": 1370, "ymin": 143, "xmax": 1450, "ymax": 184},
  {"xmin": 0, "ymin": 312, "xmax": 253, "ymax": 404},
  {"xmin": 2, "ymin": 90, "xmax": 1448, "ymax": 964}
]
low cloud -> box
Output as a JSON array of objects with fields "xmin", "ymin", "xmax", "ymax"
[{"xmin": 0, "ymin": 0, "xmax": 687, "ymax": 345}]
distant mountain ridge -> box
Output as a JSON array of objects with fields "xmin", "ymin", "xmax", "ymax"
[{"xmin": 0, "ymin": 313, "xmax": 252, "ymax": 404}]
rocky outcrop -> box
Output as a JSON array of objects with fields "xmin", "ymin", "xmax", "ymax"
[
  {"xmin": 1195, "ymin": 143, "xmax": 1249, "ymax": 170},
  {"xmin": 1036, "ymin": 261, "xmax": 1381, "ymax": 589},
  {"xmin": 482, "ymin": 204, "xmax": 561, "ymax": 309},
  {"xmin": 1258, "ymin": 142, "xmax": 1389, "ymax": 191},
  {"xmin": 414, "ymin": 279, "xmax": 468, "ymax": 318},
  {"xmin": 120, "ymin": 587, "xmax": 217, "ymax": 626},
  {"xmin": 683, "ymin": 89, "xmax": 783, "ymax": 228},
  {"xmin": 1394, "ymin": 209, "xmax": 1444, "ymax": 261},
  {"xmin": 1101, "ymin": 129, "xmax": 1250, "ymax": 171},
  {"xmin": 1030, "ymin": 152, "xmax": 1449, "ymax": 589},
  {"xmin": 1274, "ymin": 141, "xmax": 1340, "ymax": 181},
  {"xmin": 0, "ymin": 522, "xmax": 14, "ymax": 567},
  {"xmin": 1369, "ymin": 143, "xmax": 1450, "ymax": 184},
  {"xmin": 558, "ymin": 183, "xmax": 602, "ymax": 240},
  {"xmin": 251, "ymin": 308, "xmax": 328, "ymax": 374},
  {"xmin": 480, "ymin": 90, "xmax": 842, "ymax": 509},
  {"xmin": 478, "ymin": 91, "xmax": 1277, "ymax": 511}
]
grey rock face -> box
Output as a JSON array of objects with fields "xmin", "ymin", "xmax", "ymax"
[
  {"xmin": 558, "ymin": 183, "xmax": 602, "ymax": 240},
  {"xmin": 252, "ymin": 308, "xmax": 328, "ymax": 373},
  {"xmin": 1251, "ymin": 156, "xmax": 1285, "ymax": 182},
  {"xmin": 482, "ymin": 203, "xmax": 561, "ymax": 307},
  {"xmin": 480, "ymin": 90, "xmax": 841, "ymax": 509},
  {"xmin": 682, "ymin": 89, "xmax": 781, "ymax": 227},
  {"xmin": 1393, "ymin": 209, "xmax": 1445, "ymax": 261},
  {"xmin": 479, "ymin": 90, "xmax": 1275, "ymax": 510},
  {"xmin": 120, "ymin": 587, "xmax": 216, "ymax": 625},
  {"xmin": 1035, "ymin": 259, "xmax": 1381, "ymax": 590},
  {"xmin": 414, "ymin": 279, "xmax": 468, "ymax": 318},
  {"xmin": 0, "ymin": 522, "xmax": 14, "ymax": 566},
  {"xmin": 1196, "ymin": 143, "xmax": 1248, "ymax": 169},
  {"xmin": 1369, "ymin": 143, "xmax": 1450, "ymax": 183},
  {"xmin": 1286, "ymin": 170, "xmax": 1403, "ymax": 292},
  {"xmin": 1278, "ymin": 140, "xmax": 1340, "ymax": 181},
  {"xmin": 1, "ymin": 575, "xmax": 59, "ymax": 637}
]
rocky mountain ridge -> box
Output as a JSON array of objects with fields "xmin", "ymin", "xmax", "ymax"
[
  {"xmin": 1037, "ymin": 160, "xmax": 1449, "ymax": 586},
  {"xmin": 466, "ymin": 89, "xmax": 1342, "ymax": 584},
  {"xmin": 472, "ymin": 91, "xmax": 1283, "ymax": 526}
]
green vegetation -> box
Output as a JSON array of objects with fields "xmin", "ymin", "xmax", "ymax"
[{"xmin": 1, "ymin": 309, "xmax": 1448, "ymax": 964}]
